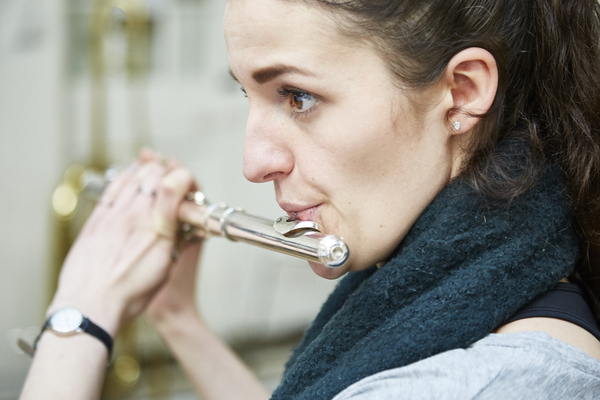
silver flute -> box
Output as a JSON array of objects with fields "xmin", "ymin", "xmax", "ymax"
[{"xmin": 83, "ymin": 168, "xmax": 350, "ymax": 268}]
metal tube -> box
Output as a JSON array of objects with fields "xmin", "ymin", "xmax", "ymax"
[{"xmin": 84, "ymin": 170, "xmax": 350, "ymax": 268}]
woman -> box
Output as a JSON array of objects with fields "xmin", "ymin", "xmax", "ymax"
[{"xmin": 20, "ymin": 0, "xmax": 600, "ymax": 398}]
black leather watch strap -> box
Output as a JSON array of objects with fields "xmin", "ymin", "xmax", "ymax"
[{"xmin": 80, "ymin": 317, "xmax": 113, "ymax": 358}]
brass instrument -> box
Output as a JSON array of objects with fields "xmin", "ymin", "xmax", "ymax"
[
  {"xmin": 50, "ymin": 0, "xmax": 155, "ymax": 396},
  {"xmin": 83, "ymin": 169, "xmax": 350, "ymax": 268}
]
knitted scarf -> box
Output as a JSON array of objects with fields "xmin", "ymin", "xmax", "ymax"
[{"xmin": 270, "ymin": 161, "xmax": 579, "ymax": 400}]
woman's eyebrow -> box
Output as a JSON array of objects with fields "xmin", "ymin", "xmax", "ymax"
[
  {"xmin": 252, "ymin": 65, "xmax": 305, "ymax": 84},
  {"xmin": 228, "ymin": 65, "xmax": 312, "ymax": 85}
]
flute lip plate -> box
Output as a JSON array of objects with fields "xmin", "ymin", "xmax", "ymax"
[{"xmin": 274, "ymin": 216, "xmax": 323, "ymax": 237}]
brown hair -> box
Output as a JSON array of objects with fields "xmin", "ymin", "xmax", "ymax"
[{"xmin": 304, "ymin": 0, "xmax": 600, "ymax": 321}]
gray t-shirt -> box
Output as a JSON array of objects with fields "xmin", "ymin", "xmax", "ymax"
[{"xmin": 332, "ymin": 332, "xmax": 600, "ymax": 400}]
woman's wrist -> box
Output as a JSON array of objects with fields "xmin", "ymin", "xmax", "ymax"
[
  {"xmin": 148, "ymin": 305, "xmax": 204, "ymax": 339},
  {"xmin": 47, "ymin": 292, "xmax": 125, "ymax": 339}
]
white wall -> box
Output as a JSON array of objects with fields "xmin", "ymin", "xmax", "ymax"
[
  {"xmin": 0, "ymin": 0, "xmax": 65, "ymax": 397},
  {"xmin": 0, "ymin": 1, "xmax": 337, "ymax": 398}
]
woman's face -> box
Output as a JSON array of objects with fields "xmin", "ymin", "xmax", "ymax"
[{"xmin": 225, "ymin": 0, "xmax": 461, "ymax": 279}]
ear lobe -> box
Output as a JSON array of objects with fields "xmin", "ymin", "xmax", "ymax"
[{"xmin": 445, "ymin": 48, "xmax": 498, "ymax": 134}]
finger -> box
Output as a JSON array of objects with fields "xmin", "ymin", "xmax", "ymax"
[
  {"xmin": 152, "ymin": 168, "xmax": 195, "ymax": 239},
  {"xmin": 97, "ymin": 164, "xmax": 137, "ymax": 205},
  {"xmin": 139, "ymin": 148, "xmax": 170, "ymax": 171},
  {"xmin": 114, "ymin": 162, "xmax": 166, "ymax": 211},
  {"xmin": 163, "ymin": 158, "xmax": 201, "ymax": 194},
  {"xmin": 139, "ymin": 148, "xmax": 160, "ymax": 164},
  {"xmin": 167, "ymin": 238, "xmax": 203, "ymax": 291},
  {"xmin": 174, "ymin": 237, "xmax": 203, "ymax": 268},
  {"xmin": 89, "ymin": 162, "xmax": 166, "ymax": 241},
  {"xmin": 164, "ymin": 158, "xmax": 201, "ymax": 193},
  {"xmin": 83, "ymin": 165, "xmax": 137, "ymax": 233},
  {"xmin": 165, "ymin": 157, "xmax": 181, "ymax": 171}
]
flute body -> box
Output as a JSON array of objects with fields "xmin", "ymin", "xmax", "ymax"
[{"xmin": 83, "ymin": 170, "xmax": 350, "ymax": 268}]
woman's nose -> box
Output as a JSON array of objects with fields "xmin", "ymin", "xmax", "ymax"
[{"xmin": 242, "ymin": 111, "xmax": 294, "ymax": 183}]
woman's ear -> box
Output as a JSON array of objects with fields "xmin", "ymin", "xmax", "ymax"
[{"xmin": 442, "ymin": 48, "xmax": 498, "ymax": 134}]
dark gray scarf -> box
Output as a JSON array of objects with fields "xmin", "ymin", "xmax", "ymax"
[{"xmin": 270, "ymin": 161, "xmax": 579, "ymax": 399}]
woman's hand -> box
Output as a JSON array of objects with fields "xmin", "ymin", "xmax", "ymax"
[
  {"xmin": 20, "ymin": 151, "xmax": 205, "ymax": 400},
  {"xmin": 145, "ymin": 154, "xmax": 205, "ymax": 332},
  {"xmin": 47, "ymin": 151, "xmax": 196, "ymax": 337},
  {"xmin": 29, "ymin": 151, "xmax": 270, "ymax": 400},
  {"xmin": 146, "ymin": 237, "xmax": 204, "ymax": 330}
]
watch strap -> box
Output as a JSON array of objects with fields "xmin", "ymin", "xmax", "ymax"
[
  {"xmin": 80, "ymin": 317, "xmax": 113, "ymax": 357},
  {"xmin": 31, "ymin": 320, "xmax": 50, "ymax": 353}
]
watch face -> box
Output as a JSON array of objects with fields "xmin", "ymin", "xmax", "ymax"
[{"xmin": 48, "ymin": 307, "xmax": 84, "ymax": 333}]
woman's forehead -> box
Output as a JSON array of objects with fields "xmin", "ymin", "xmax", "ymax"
[
  {"xmin": 224, "ymin": 0, "xmax": 368, "ymax": 80},
  {"xmin": 225, "ymin": 1, "xmax": 329, "ymax": 44}
]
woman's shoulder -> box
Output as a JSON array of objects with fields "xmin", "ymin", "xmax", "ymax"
[{"xmin": 332, "ymin": 332, "xmax": 600, "ymax": 400}]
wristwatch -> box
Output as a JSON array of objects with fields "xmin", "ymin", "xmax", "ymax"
[{"xmin": 33, "ymin": 307, "xmax": 113, "ymax": 358}]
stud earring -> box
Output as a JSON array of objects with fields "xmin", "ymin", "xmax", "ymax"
[{"xmin": 453, "ymin": 121, "xmax": 461, "ymax": 131}]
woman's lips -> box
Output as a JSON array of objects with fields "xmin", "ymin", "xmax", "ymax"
[{"xmin": 279, "ymin": 204, "xmax": 320, "ymax": 221}]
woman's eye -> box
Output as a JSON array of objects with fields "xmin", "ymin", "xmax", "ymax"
[
  {"xmin": 277, "ymin": 87, "xmax": 318, "ymax": 115},
  {"xmin": 290, "ymin": 92, "xmax": 317, "ymax": 112}
]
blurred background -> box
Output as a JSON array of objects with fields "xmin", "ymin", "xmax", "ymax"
[{"xmin": 0, "ymin": 0, "xmax": 337, "ymax": 398}]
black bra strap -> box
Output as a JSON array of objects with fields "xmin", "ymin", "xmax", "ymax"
[{"xmin": 505, "ymin": 282, "xmax": 600, "ymax": 342}]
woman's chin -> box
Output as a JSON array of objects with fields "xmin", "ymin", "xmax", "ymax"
[{"xmin": 308, "ymin": 261, "xmax": 349, "ymax": 280}]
